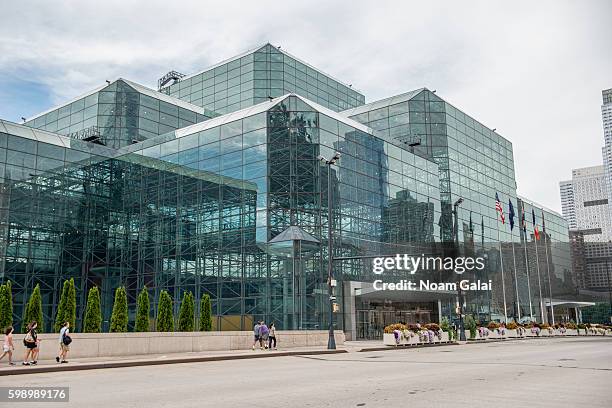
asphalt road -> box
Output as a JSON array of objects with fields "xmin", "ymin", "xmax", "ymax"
[{"xmin": 2, "ymin": 337, "xmax": 611, "ymax": 408}]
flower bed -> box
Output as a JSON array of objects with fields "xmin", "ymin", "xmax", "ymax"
[
  {"xmin": 383, "ymin": 323, "xmax": 451, "ymax": 346},
  {"xmin": 384, "ymin": 322, "xmax": 611, "ymax": 345}
]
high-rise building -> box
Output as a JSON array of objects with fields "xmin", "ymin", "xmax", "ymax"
[
  {"xmin": 602, "ymin": 88, "xmax": 612, "ymax": 219},
  {"xmin": 559, "ymin": 180, "xmax": 576, "ymax": 229},
  {"xmin": 0, "ymin": 44, "xmax": 585, "ymax": 336},
  {"xmin": 559, "ymin": 165, "xmax": 611, "ymax": 242}
]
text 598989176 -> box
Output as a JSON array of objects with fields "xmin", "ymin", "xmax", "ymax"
[{"xmin": 0, "ymin": 387, "xmax": 69, "ymax": 402}]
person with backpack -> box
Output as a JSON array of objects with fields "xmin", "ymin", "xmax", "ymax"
[
  {"xmin": 56, "ymin": 321, "xmax": 71, "ymax": 363},
  {"xmin": 252, "ymin": 321, "xmax": 261, "ymax": 351},
  {"xmin": 0, "ymin": 326, "xmax": 15, "ymax": 365},
  {"xmin": 268, "ymin": 322, "xmax": 277, "ymax": 350},
  {"xmin": 259, "ymin": 321, "xmax": 269, "ymax": 349},
  {"xmin": 22, "ymin": 321, "xmax": 39, "ymax": 366}
]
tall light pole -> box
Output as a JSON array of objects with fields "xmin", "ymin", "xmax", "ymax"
[
  {"xmin": 319, "ymin": 152, "xmax": 341, "ymax": 350},
  {"xmin": 607, "ymin": 240, "xmax": 612, "ymax": 324},
  {"xmin": 452, "ymin": 197, "xmax": 465, "ymax": 341}
]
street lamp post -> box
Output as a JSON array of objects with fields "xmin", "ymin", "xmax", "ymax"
[
  {"xmin": 319, "ymin": 152, "xmax": 341, "ymax": 350},
  {"xmin": 606, "ymin": 241, "xmax": 612, "ymax": 324},
  {"xmin": 453, "ymin": 198, "xmax": 465, "ymax": 341}
]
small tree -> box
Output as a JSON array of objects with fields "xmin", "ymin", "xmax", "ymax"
[
  {"xmin": 199, "ymin": 294, "xmax": 212, "ymax": 331},
  {"xmin": 156, "ymin": 290, "xmax": 174, "ymax": 332},
  {"xmin": 0, "ymin": 281, "xmax": 13, "ymax": 330},
  {"xmin": 23, "ymin": 284, "xmax": 43, "ymax": 333},
  {"xmin": 66, "ymin": 278, "xmax": 77, "ymax": 330},
  {"xmin": 54, "ymin": 279, "xmax": 70, "ymax": 332},
  {"xmin": 464, "ymin": 314, "xmax": 477, "ymax": 339},
  {"xmin": 110, "ymin": 286, "xmax": 128, "ymax": 332},
  {"xmin": 134, "ymin": 287, "xmax": 150, "ymax": 332},
  {"xmin": 177, "ymin": 291, "xmax": 194, "ymax": 332},
  {"xmin": 83, "ymin": 287, "xmax": 102, "ymax": 333}
]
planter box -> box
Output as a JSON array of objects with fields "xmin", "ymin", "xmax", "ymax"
[
  {"xmin": 13, "ymin": 330, "xmax": 346, "ymax": 361},
  {"xmin": 506, "ymin": 329, "xmax": 527, "ymax": 338},
  {"xmin": 383, "ymin": 331, "xmax": 450, "ymax": 346}
]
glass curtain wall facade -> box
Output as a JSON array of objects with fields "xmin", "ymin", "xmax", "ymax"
[
  {"xmin": 164, "ymin": 44, "xmax": 365, "ymax": 114},
  {"xmin": 1, "ymin": 93, "xmax": 445, "ymax": 332},
  {"xmin": 344, "ymin": 89, "xmax": 574, "ymax": 325},
  {"xmin": 2, "ymin": 45, "xmax": 579, "ymax": 335},
  {"xmin": 24, "ymin": 79, "xmax": 215, "ymax": 149}
]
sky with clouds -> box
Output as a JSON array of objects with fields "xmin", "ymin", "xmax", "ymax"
[{"xmin": 0, "ymin": 0, "xmax": 610, "ymax": 212}]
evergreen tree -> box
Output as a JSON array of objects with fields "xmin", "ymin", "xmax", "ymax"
[
  {"xmin": 134, "ymin": 287, "xmax": 150, "ymax": 332},
  {"xmin": 0, "ymin": 281, "xmax": 13, "ymax": 330},
  {"xmin": 156, "ymin": 290, "xmax": 174, "ymax": 332},
  {"xmin": 54, "ymin": 279, "xmax": 70, "ymax": 332},
  {"xmin": 23, "ymin": 284, "xmax": 43, "ymax": 333},
  {"xmin": 110, "ymin": 286, "xmax": 128, "ymax": 332},
  {"xmin": 199, "ymin": 294, "xmax": 212, "ymax": 331},
  {"xmin": 177, "ymin": 291, "xmax": 194, "ymax": 332},
  {"xmin": 66, "ymin": 278, "xmax": 77, "ymax": 330},
  {"xmin": 83, "ymin": 287, "xmax": 102, "ymax": 333}
]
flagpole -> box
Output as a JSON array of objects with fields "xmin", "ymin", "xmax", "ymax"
[
  {"xmin": 522, "ymin": 221, "xmax": 534, "ymax": 321},
  {"xmin": 497, "ymin": 221, "xmax": 508, "ymax": 323},
  {"xmin": 521, "ymin": 206, "xmax": 533, "ymax": 321},
  {"xmin": 482, "ymin": 216, "xmax": 491, "ymax": 322},
  {"xmin": 543, "ymin": 214, "xmax": 555, "ymax": 325},
  {"xmin": 510, "ymin": 226, "xmax": 521, "ymax": 321},
  {"xmin": 533, "ymin": 228, "xmax": 545, "ymax": 323}
]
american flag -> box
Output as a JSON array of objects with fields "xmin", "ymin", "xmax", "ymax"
[{"xmin": 495, "ymin": 193, "xmax": 505, "ymax": 224}]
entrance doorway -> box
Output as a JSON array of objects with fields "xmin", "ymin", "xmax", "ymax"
[{"xmin": 355, "ymin": 300, "xmax": 436, "ymax": 340}]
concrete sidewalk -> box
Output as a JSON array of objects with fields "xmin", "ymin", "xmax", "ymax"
[{"xmin": 0, "ymin": 346, "xmax": 348, "ymax": 376}]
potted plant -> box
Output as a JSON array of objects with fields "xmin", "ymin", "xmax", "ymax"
[
  {"xmin": 505, "ymin": 321, "xmax": 524, "ymax": 337},
  {"xmin": 565, "ymin": 322, "xmax": 578, "ymax": 335},
  {"xmin": 464, "ymin": 315, "xmax": 477, "ymax": 340}
]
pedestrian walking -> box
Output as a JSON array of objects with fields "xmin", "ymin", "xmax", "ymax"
[
  {"xmin": 22, "ymin": 321, "xmax": 38, "ymax": 365},
  {"xmin": 56, "ymin": 322, "xmax": 71, "ymax": 363},
  {"xmin": 268, "ymin": 322, "xmax": 277, "ymax": 350},
  {"xmin": 260, "ymin": 321, "xmax": 269, "ymax": 349},
  {"xmin": 0, "ymin": 326, "xmax": 15, "ymax": 365},
  {"xmin": 252, "ymin": 321, "xmax": 261, "ymax": 350}
]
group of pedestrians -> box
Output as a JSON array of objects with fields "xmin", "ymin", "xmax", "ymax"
[
  {"xmin": 0, "ymin": 321, "xmax": 72, "ymax": 366},
  {"xmin": 252, "ymin": 321, "xmax": 277, "ymax": 350}
]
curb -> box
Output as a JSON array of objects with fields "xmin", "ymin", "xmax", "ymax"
[{"xmin": 0, "ymin": 349, "xmax": 348, "ymax": 376}]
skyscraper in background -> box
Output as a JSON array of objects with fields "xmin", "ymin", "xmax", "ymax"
[
  {"xmin": 559, "ymin": 180, "xmax": 576, "ymax": 230},
  {"xmin": 559, "ymin": 165, "xmax": 611, "ymax": 242},
  {"xmin": 602, "ymin": 88, "xmax": 612, "ymax": 219}
]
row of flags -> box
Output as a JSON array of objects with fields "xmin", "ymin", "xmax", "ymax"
[{"xmin": 495, "ymin": 192, "xmax": 543, "ymax": 240}]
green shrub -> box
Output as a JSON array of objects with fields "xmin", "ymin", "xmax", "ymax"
[
  {"xmin": 54, "ymin": 279, "xmax": 69, "ymax": 332},
  {"xmin": 54, "ymin": 278, "xmax": 76, "ymax": 331},
  {"xmin": 156, "ymin": 290, "xmax": 174, "ymax": 332},
  {"xmin": 23, "ymin": 284, "xmax": 43, "ymax": 333},
  {"xmin": 0, "ymin": 281, "xmax": 13, "ymax": 330},
  {"xmin": 464, "ymin": 314, "xmax": 477, "ymax": 339},
  {"xmin": 199, "ymin": 294, "xmax": 212, "ymax": 331},
  {"xmin": 177, "ymin": 291, "xmax": 194, "ymax": 332},
  {"xmin": 134, "ymin": 287, "xmax": 150, "ymax": 332},
  {"xmin": 110, "ymin": 286, "xmax": 128, "ymax": 332},
  {"xmin": 66, "ymin": 278, "xmax": 76, "ymax": 330},
  {"xmin": 83, "ymin": 287, "xmax": 102, "ymax": 333},
  {"xmin": 439, "ymin": 316, "xmax": 456, "ymax": 340}
]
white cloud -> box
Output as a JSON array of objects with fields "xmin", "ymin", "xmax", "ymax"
[{"xmin": 0, "ymin": 0, "xmax": 610, "ymax": 211}]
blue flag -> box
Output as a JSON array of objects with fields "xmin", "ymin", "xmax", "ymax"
[{"xmin": 508, "ymin": 199, "xmax": 515, "ymax": 231}]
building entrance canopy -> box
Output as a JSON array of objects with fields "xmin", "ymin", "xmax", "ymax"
[{"xmin": 356, "ymin": 283, "xmax": 456, "ymax": 303}]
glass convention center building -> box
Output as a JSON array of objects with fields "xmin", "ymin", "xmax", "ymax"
[{"xmin": 0, "ymin": 44, "xmax": 585, "ymax": 338}]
